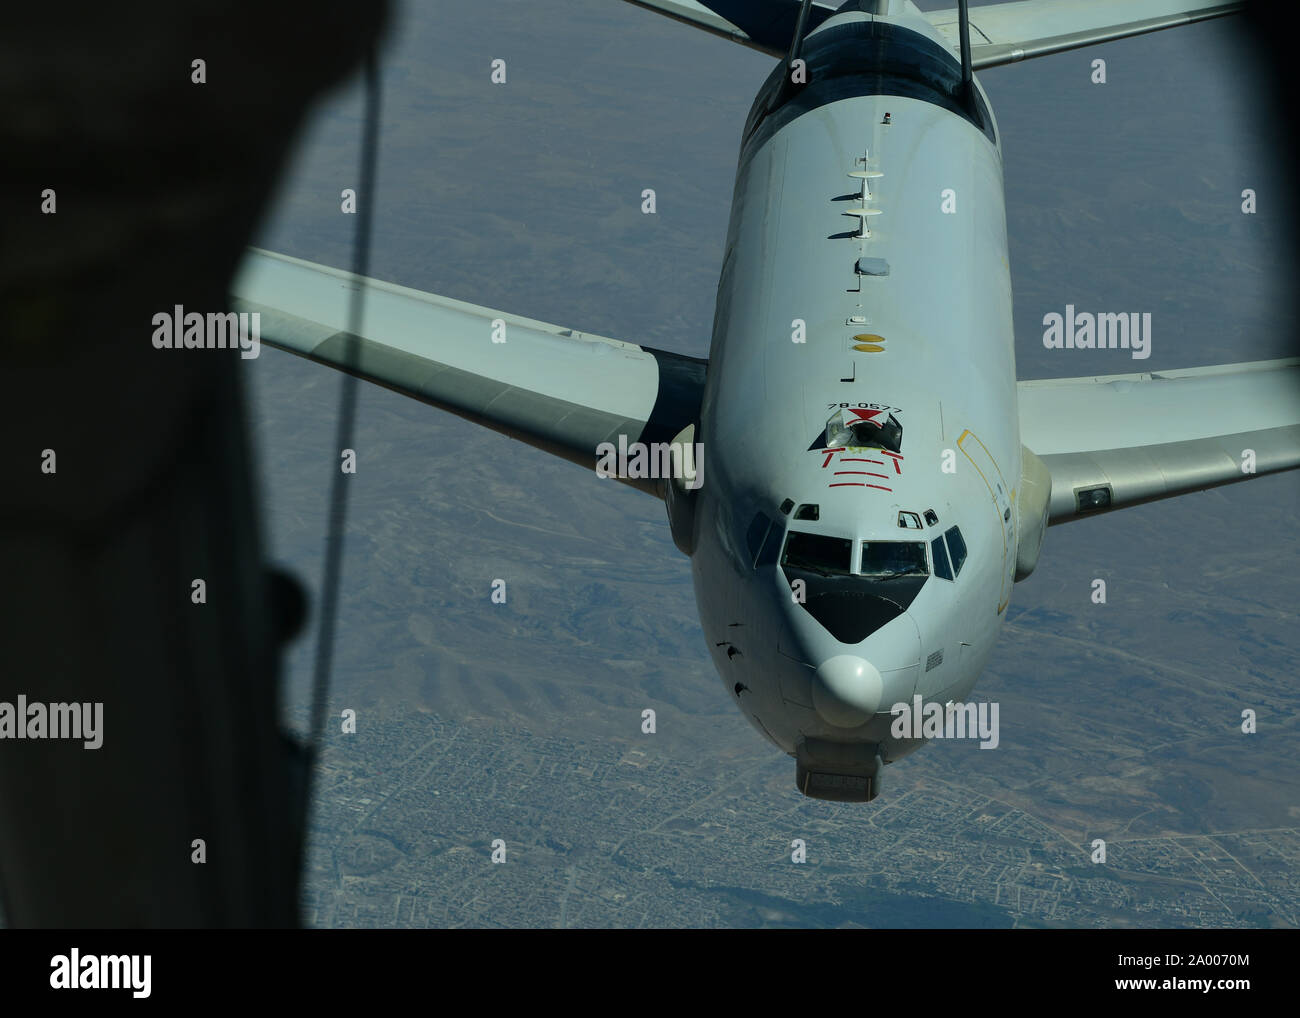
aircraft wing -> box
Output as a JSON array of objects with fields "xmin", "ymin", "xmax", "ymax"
[
  {"xmin": 1018, "ymin": 359, "xmax": 1300, "ymax": 525},
  {"xmin": 231, "ymin": 248, "xmax": 706, "ymax": 498},
  {"xmin": 925, "ymin": 0, "xmax": 1244, "ymax": 69},
  {"xmin": 620, "ymin": 1, "xmax": 838, "ymax": 56}
]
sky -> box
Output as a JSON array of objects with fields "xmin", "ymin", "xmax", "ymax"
[{"xmin": 241, "ymin": 0, "xmax": 1300, "ymax": 928}]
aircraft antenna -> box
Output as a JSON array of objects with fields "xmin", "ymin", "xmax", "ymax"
[
  {"xmin": 958, "ymin": 0, "xmax": 974, "ymax": 101},
  {"xmin": 787, "ymin": 0, "xmax": 815, "ymax": 66},
  {"xmin": 767, "ymin": 0, "xmax": 815, "ymax": 114}
]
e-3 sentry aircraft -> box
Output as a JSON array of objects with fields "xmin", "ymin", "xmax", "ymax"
[{"xmin": 232, "ymin": 0, "xmax": 1299, "ymax": 802}]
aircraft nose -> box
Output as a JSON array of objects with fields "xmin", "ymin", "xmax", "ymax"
[{"xmin": 812, "ymin": 655, "xmax": 883, "ymax": 728}]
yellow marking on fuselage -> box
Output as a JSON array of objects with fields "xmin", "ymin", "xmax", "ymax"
[{"xmin": 957, "ymin": 429, "xmax": 1013, "ymax": 613}]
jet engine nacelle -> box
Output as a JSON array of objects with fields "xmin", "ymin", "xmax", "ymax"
[{"xmin": 1014, "ymin": 446, "xmax": 1051, "ymax": 581}]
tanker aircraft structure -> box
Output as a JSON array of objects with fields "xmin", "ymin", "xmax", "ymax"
[{"xmin": 233, "ymin": 0, "xmax": 1299, "ymax": 801}]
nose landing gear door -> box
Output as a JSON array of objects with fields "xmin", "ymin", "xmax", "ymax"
[{"xmin": 958, "ymin": 430, "xmax": 1016, "ymax": 614}]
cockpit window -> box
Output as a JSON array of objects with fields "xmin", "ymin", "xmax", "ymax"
[
  {"xmin": 746, "ymin": 512, "xmax": 786, "ymax": 569},
  {"xmin": 931, "ymin": 535, "xmax": 953, "ymax": 580},
  {"xmin": 794, "ymin": 503, "xmax": 819, "ymax": 521},
  {"xmin": 781, "ymin": 531, "xmax": 852, "ymax": 576},
  {"xmin": 945, "ymin": 526, "xmax": 968, "ymax": 576},
  {"xmin": 859, "ymin": 541, "xmax": 928, "ymax": 579},
  {"xmin": 755, "ymin": 519, "xmax": 784, "ymax": 568},
  {"xmin": 745, "ymin": 513, "xmax": 773, "ymax": 566}
]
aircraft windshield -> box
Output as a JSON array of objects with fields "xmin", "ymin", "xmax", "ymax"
[
  {"xmin": 859, "ymin": 541, "xmax": 928, "ymax": 579},
  {"xmin": 781, "ymin": 531, "xmax": 853, "ymax": 576},
  {"xmin": 780, "ymin": 536, "xmax": 931, "ymax": 643}
]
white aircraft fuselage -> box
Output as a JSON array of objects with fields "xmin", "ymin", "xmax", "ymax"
[{"xmin": 691, "ymin": 3, "xmax": 1022, "ymax": 800}]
